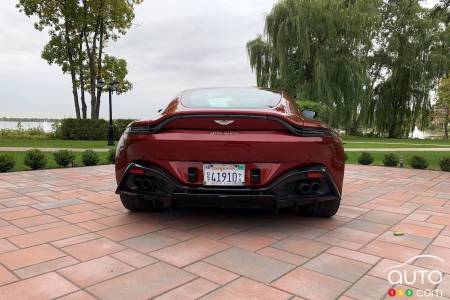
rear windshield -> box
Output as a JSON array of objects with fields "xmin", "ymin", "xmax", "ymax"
[{"xmin": 181, "ymin": 88, "xmax": 281, "ymax": 109}]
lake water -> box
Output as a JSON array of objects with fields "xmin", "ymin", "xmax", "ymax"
[{"xmin": 0, "ymin": 121, "xmax": 55, "ymax": 132}]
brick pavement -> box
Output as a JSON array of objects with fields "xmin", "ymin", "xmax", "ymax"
[{"xmin": 0, "ymin": 165, "xmax": 449, "ymax": 299}]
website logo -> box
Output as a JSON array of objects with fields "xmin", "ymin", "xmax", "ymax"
[{"xmin": 385, "ymin": 255, "xmax": 444, "ymax": 298}]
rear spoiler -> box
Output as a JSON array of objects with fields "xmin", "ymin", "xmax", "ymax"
[{"xmin": 128, "ymin": 114, "xmax": 332, "ymax": 137}]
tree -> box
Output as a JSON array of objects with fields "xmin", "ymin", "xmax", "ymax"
[
  {"xmin": 17, "ymin": 0, "xmax": 141, "ymax": 119},
  {"xmin": 247, "ymin": 0, "xmax": 381, "ymax": 134},
  {"xmin": 80, "ymin": 0, "xmax": 141, "ymax": 119},
  {"xmin": 247, "ymin": 0, "xmax": 449, "ymax": 137},
  {"xmin": 368, "ymin": 0, "xmax": 449, "ymax": 137},
  {"xmin": 437, "ymin": 76, "xmax": 450, "ymax": 139}
]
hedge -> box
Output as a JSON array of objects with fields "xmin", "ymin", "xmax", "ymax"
[{"xmin": 57, "ymin": 118, "xmax": 135, "ymax": 140}]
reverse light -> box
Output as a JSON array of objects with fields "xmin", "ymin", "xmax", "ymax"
[
  {"xmin": 128, "ymin": 168, "xmax": 145, "ymax": 175},
  {"xmin": 306, "ymin": 171, "xmax": 323, "ymax": 178}
]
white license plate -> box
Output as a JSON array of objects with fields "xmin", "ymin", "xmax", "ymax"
[{"xmin": 203, "ymin": 164, "xmax": 245, "ymax": 186}]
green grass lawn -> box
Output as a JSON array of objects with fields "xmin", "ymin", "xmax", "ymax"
[
  {"xmin": 1, "ymin": 136, "xmax": 448, "ymax": 149},
  {"xmin": 0, "ymin": 151, "xmax": 112, "ymax": 172},
  {"xmin": 346, "ymin": 151, "xmax": 449, "ymax": 170},
  {"xmin": 0, "ymin": 139, "xmax": 113, "ymax": 149},
  {"xmin": 343, "ymin": 136, "xmax": 450, "ymax": 148}
]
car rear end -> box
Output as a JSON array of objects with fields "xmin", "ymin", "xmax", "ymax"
[{"xmin": 115, "ymin": 88, "xmax": 345, "ymax": 216}]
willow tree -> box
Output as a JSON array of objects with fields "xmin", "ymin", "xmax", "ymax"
[
  {"xmin": 247, "ymin": 0, "xmax": 381, "ymax": 133},
  {"xmin": 368, "ymin": 0, "xmax": 449, "ymax": 137}
]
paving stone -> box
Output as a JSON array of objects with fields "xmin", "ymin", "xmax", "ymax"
[
  {"xmin": 121, "ymin": 232, "xmax": 179, "ymax": 253},
  {"xmin": 111, "ymin": 249, "xmax": 157, "ymax": 268},
  {"xmin": 62, "ymin": 238, "xmax": 125, "ymax": 261},
  {"xmin": 271, "ymin": 236, "xmax": 330, "ymax": 258},
  {"xmin": 205, "ymin": 247, "xmax": 294, "ymax": 283},
  {"xmin": 151, "ymin": 237, "xmax": 229, "ymax": 267},
  {"xmin": 59, "ymin": 256, "xmax": 134, "ymax": 287},
  {"xmin": 359, "ymin": 210, "xmax": 406, "ymax": 226},
  {"xmin": 0, "ymin": 272, "xmax": 78, "ymax": 299},
  {"xmin": 155, "ymin": 278, "xmax": 219, "ymax": 300},
  {"xmin": 14, "ymin": 256, "xmax": 79, "ymax": 279},
  {"xmin": 0, "ymin": 264, "xmax": 17, "ymax": 285},
  {"xmin": 0, "ymin": 244, "xmax": 65, "ymax": 270},
  {"xmin": 220, "ymin": 232, "xmax": 277, "ymax": 251},
  {"xmin": 272, "ymin": 267, "xmax": 351, "ymax": 299},
  {"xmin": 97, "ymin": 221, "xmax": 165, "ymax": 241},
  {"xmin": 8, "ymin": 224, "xmax": 87, "ymax": 247},
  {"xmin": 184, "ymin": 261, "xmax": 238, "ymax": 285},
  {"xmin": 361, "ymin": 240, "xmax": 421, "ymax": 262},
  {"xmin": 87, "ymin": 262, "xmax": 195, "ymax": 300},
  {"xmin": 204, "ymin": 277, "xmax": 291, "ymax": 300},
  {"xmin": 344, "ymin": 275, "xmax": 392, "ymax": 300},
  {"xmin": 31, "ymin": 199, "xmax": 83, "ymax": 210},
  {"xmin": 303, "ymin": 253, "xmax": 372, "ymax": 282}
]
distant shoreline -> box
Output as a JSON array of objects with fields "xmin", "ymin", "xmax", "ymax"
[{"xmin": 1, "ymin": 117, "xmax": 59, "ymax": 122}]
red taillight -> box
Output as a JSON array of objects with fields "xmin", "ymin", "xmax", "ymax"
[
  {"xmin": 128, "ymin": 168, "xmax": 145, "ymax": 175},
  {"xmin": 306, "ymin": 171, "xmax": 322, "ymax": 178}
]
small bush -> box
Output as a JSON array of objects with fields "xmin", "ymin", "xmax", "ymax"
[
  {"xmin": 358, "ymin": 152, "xmax": 373, "ymax": 165},
  {"xmin": 53, "ymin": 150, "xmax": 75, "ymax": 167},
  {"xmin": 0, "ymin": 154, "xmax": 16, "ymax": 172},
  {"xmin": 59, "ymin": 118, "xmax": 135, "ymax": 140},
  {"xmin": 383, "ymin": 153, "xmax": 399, "ymax": 167},
  {"xmin": 82, "ymin": 150, "xmax": 99, "ymax": 166},
  {"xmin": 344, "ymin": 152, "xmax": 348, "ymax": 161},
  {"xmin": 24, "ymin": 149, "xmax": 47, "ymax": 170},
  {"xmin": 439, "ymin": 157, "xmax": 450, "ymax": 172},
  {"xmin": 108, "ymin": 148, "xmax": 116, "ymax": 164},
  {"xmin": 410, "ymin": 155, "xmax": 428, "ymax": 169}
]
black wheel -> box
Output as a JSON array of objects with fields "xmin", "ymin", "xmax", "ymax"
[
  {"xmin": 120, "ymin": 194, "xmax": 163, "ymax": 212},
  {"xmin": 298, "ymin": 198, "xmax": 340, "ymax": 217}
]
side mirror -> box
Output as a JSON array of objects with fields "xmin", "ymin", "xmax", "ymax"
[{"xmin": 302, "ymin": 109, "xmax": 316, "ymax": 119}]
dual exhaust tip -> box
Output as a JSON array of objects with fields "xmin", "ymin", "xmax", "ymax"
[
  {"xmin": 299, "ymin": 181, "xmax": 320, "ymax": 194},
  {"xmin": 134, "ymin": 177, "xmax": 153, "ymax": 191}
]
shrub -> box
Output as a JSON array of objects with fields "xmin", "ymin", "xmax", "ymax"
[
  {"xmin": 113, "ymin": 119, "xmax": 135, "ymax": 140},
  {"xmin": 0, "ymin": 154, "xmax": 16, "ymax": 172},
  {"xmin": 24, "ymin": 149, "xmax": 47, "ymax": 170},
  {"xmin": 59, "ymin": 118, "xmax": 135, "ymax": 140},
  {"xmin": 439, "ymin": 157, "xmax": 450, "ymax": 172},
  {"xmin": 53, "ymin": 150, "xmax": 75, "ymax": 167},
  {"xmin": 108, "ymin": 148, "xmax": 116, "ymax": 164},
  {"xmin": 60, "ymin": 119, "xmax": 108, "ymax": 140},
  {"xmin": 383, "ymin": 153, "xmax": 399, "ymax": 167},
  {"xmin": 410, "ymin": 155, "xmax": 428, "ymax": 169},
  {"xmin": 358, "ymin": 152, "xmax": 374, "ymax": 165},
  {"xmin": 344, "ymin": 152, "xmax": 348, "ymax": 161},
  {"xmin": 82, "ymin": 150, "xmax": 99, "ymax": 166}
]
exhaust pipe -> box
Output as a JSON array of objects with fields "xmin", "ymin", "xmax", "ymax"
[
  {"xmin": 142, "ymin": 178, "xmax": 152, "ymax": 190},
  {"xmin": 311, "ymin": 181, "xmax": 320, "ymax": 192},
  {"xmin": 135, "ymin": 178, "xmax": 142, "ymax": 188},
  {"xmin": 299, "ymin": 182, "xmax": 311, "ymax": 193}
]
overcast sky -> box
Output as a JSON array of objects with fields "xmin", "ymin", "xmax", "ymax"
[
  {"xmin": 0, "ymin": 0, "xmax": 279, "ymax": 119},
  {"xmin": 0, "ymin": 0, "xmax": 438, "ymax": 119}
]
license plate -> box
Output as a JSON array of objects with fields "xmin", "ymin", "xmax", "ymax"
[{"xmin": 203, "ymin": 164, "xmax": 245, "ymax": 186}]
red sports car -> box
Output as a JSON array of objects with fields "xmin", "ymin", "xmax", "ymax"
[{"xmin": 115, "ymin": 87, "xmax": 345, "ymax": 217}]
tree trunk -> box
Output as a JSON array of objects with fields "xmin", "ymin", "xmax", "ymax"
[
  {"xmin": 63, "ymin": 0, "xmax": 81, "ymax": 119},
  {"xmin": 78, "ymin": 34, "xmax": 87, "ymax": 119},
  {"xmin": 95, "ymin": 16, "xmax": 105, "ymax": 119}
]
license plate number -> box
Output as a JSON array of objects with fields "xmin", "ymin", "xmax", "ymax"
[{"xmin": 203, "ymin": 164, "xmax": 245, "ymax": 186}]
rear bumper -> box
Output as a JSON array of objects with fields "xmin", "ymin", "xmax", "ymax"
[{"xmin": 116, "ymin": 163, "xmax": 341, "ymax": 210}]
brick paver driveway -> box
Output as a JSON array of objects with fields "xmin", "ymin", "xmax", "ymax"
[{"xmin": 0, "ymin": 165, "xmax": 449, "ymax": 299}]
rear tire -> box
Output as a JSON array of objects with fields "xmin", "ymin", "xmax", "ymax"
[
  {"xmin": 299, "ymin": 198, "xmax": 340, "ymax": 217},
  {"xmin": 120, "ymin": 194, "xmax": 163, "ymax": 212}
]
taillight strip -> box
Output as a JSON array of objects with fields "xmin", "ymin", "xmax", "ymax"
[{"xmin": 128, "ymin": 114, "xmax": 332, "ymax": 137}]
